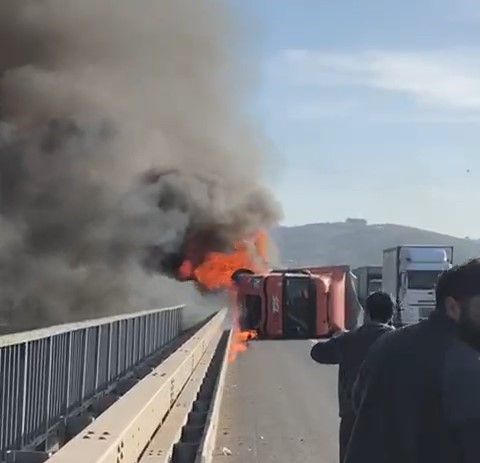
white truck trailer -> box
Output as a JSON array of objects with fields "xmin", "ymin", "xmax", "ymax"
[{"xmin": 382, "ymin": 245, "xmax": 453, "ymax": 325}]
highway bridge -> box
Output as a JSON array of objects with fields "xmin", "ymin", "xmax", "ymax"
[{"xmin": 0, "ymin": 307, "xmax": 338, "ymax": 463}]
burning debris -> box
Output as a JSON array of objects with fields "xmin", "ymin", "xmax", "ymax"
[
  {"xmin": 229, "ymin": 329, "xmax": 259, "ymax": 362},
  {"xmin": 0, "ymin": 0, "xmax": 282, "ymax": 328}
]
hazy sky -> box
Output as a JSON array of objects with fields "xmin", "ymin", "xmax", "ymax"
[{"xmin": 235, "ymin": 0, "xmax": 480, "ymax": 238}]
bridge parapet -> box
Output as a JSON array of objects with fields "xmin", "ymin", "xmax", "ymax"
[{"xmin": 0, "ymin": 306, "xmax": 184, "ymax": 460}]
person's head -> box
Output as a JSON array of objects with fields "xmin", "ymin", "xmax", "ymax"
[
  {"xmin": 365, "ymin": 291, "xmax": 394, "ymax": 324},
  {"xmin": 435, "ymin": 258, "xmax": 480, "ymax": 350}
]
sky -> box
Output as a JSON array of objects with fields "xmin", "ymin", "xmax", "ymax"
[{"xmin": 234, "ymin": 0, "xmax": 480, "ymax": 238}]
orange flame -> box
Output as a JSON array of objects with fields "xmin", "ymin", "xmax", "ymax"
[
  {"xmin": 183, "ymin": 230, "xmax": 268, "ymax": 291},
  {"xmin": 226, "ymin": 287, "xmax": 259, "ymax": 362},
  {"xmin": 179, "ymin": 230, "xmax": 268, "ymax": 360},
  {"xmin": 228, "ymin": 328, "xmax": 258, "ymax": 362}
]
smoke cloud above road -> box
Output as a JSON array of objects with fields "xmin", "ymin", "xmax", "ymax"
[{"xmin": 0, "ymin": 0, "xmax": 281, "ymax": 328}]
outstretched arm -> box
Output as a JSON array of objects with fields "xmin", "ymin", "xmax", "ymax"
[{"xmin": 310, "ymin": 331, "xmax": 347, "ymax": 365}]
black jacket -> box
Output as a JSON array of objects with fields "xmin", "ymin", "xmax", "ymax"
[
  {"xmin": 345, "ymin": 311, "xmax": 480, "ymax": 463},
  {"xmin": 310, "ymin": 321, "xmax": 394, "ymax": 417}
]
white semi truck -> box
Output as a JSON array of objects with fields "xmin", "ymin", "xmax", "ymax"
[{"xmin": 382, "ymin": 245, "xmax": 453, "ymax": 325}]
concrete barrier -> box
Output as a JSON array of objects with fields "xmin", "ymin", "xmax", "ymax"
[
  {"xmin": 47, "ymin": 310, "xmax": 226, "ymax": 463},
  {"xmin": 196, "ymin": 329, "xmax": 233, "ymax": 463}
]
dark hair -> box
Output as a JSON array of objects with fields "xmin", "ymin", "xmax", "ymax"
[
  {"xmin": 365, "ymin": 291, "xmax": 394, "ymax": 323},
  {"xmin": 435, "ymin": 258, "xmax": 480, "ymax": 311}
]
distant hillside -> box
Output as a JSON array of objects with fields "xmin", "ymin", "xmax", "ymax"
[{"xmin": 271, "ymin": 220, "xmax": 480, "ymax": 268}]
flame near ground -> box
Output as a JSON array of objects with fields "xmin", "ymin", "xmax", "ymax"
[{"xmin": 178, "ymin": 230, "xmax": 269, "ymax": 360}]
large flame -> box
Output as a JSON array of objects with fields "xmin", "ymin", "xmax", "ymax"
[
  {"xmin": 178, "ymin": 229, "xmax": 268, "ymax": 360},
  {"xmin": 179, "ymin": 229, "xmax": 268, "ymax": 290}
]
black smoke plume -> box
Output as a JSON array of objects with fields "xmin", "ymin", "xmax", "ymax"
[{"xmin": 0, "ymin": 0, "xmax": 282, "ymax": 329}]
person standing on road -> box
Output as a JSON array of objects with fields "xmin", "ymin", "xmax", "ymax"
[
  {"xmin": 310, "ymin": 291, "xmax": 394, "ymax": 462},
  {"xmin": 345, "ymin": 258, "xmax": 480, "ymax": 463}
]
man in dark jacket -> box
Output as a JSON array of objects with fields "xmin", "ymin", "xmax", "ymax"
[
  {"xmin": 310, "ymin": 291, "xmax": 394, "ymax": 462},
  {"xmin": 345, "ymin": 258, "xmax": 480, "ymax": 463}
]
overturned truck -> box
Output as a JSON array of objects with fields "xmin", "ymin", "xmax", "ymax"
[{"xmin": 231, "ymin": 265, "xmax": 363, "ymax": 339}]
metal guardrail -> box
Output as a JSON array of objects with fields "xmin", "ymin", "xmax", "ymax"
[
  {"xmin": 48, "ymin": 309, "xmax": 226, "ymax": 463},
  {"xmin": 0, "ymin": 305, "xmax": 184, "ymax": 459}
]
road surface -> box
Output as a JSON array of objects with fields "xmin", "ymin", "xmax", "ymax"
[{"xmin": 212, "ymin": 339, "xmax": 339, "ymax": 463}]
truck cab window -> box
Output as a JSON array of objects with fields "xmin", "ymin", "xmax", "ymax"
[
  {"xmin": 369, "ymin": 279, "xmax": 382, "ymax": 294},
  {"xmin": 283, "ymin": 277, "xmax": 316, "ymax": 337},
  {"xmin": 407, "ymin": 270, "xmax": 441, "ymax": 290}
]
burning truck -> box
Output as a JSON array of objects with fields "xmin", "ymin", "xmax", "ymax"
[
  {"xmin": 146, "ymin": 220, "xmax": 362, "ymax": 343},
  {"xmin": 231, "ymin": 266, "xmax": 363, "ymax": 340},
  {"xmin": 147, "ymin": 227, "xmax": 271, "ymax": 360},
  {"xmin": 141, "ymin": 174, "xmax": 362, "ymax": 345}
]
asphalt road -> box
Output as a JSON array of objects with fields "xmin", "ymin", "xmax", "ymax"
[{"xmin": 212, "ymin": 339, "xmax": 339, "ymax": 463}]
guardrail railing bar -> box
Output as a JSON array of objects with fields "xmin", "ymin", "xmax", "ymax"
[
  {"xmin": 106, "ymin": 323, "xmax": 112, "ymax": 388},
  {"xmin": 19, "ymin": 342, "xmax": 28, "ymax": 448},
  {"xmin": 115, "ymin": 321, "xmax": 121, "ymax": 381},
  {"xmin": 43, "ymin": 337, "xmax": 53, "ymax": 449},
  {"xmin": 0, "ymin": 305, "xmax": 184, "ymax": 348},
  {"xmin": 94, "ymin": 326, "xmax": 101, "ymax": 392},
  {"xmin": 80, "ymin": 330, "xmax": 88, "ymax": 402},
  {"xmin": 63, "ymin": 332, "xmax": 72, "ymax": 419}
]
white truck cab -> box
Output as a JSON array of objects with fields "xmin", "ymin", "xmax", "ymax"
[{"xmin": 382, "ymin": 245, "xmax": 453, "ymax": 325}]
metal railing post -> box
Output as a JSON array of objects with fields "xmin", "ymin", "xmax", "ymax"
[
  {"xmin": 19, "ymin": 342, "xmax": 28, "ymax": 448},
  {"xmin": 94, "ymin": 326, "xmax": 101, "ymax": 392},
  {"xmin": 44, "ymin": 337, "xmax": 53, "ymax": 448},
  {"xmin": 64, "ymin": 332, "xmax": 72, "ymax": 417},
  {"xmin": 80, "ymin": 329, "xmax": 88, "ymax": 403},
  {"xmin": 106, "ymin": 323, "xmax": 112, "ymax": 386}
]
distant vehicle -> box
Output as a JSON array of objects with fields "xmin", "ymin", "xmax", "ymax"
[
  {"xmin": 382, "ymin": 245, "xmax": 453, "ymax": 325},
  {"xmin": 353, "ymin": 266, "xmax": 382, "ymax": 308},
  {"xmin": 231, "ymin": 265, "xmax": 362, "ymax": 339}
]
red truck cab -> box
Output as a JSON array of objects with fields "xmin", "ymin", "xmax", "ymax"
[{"xmin": 232, "ymin": 266, "xmax": 361, "ymax": 339}]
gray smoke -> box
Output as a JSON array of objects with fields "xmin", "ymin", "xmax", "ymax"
[{"xmin": 0, "ymin": 0, "xmax": 282, "ymax": 329}]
